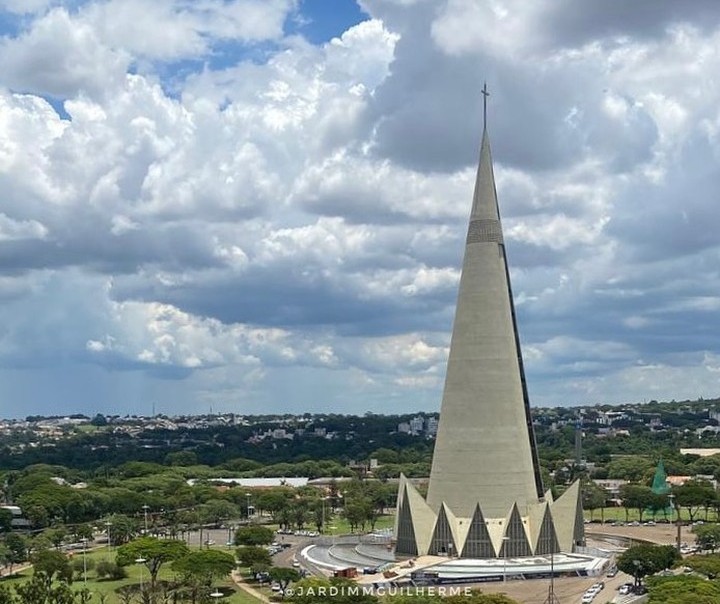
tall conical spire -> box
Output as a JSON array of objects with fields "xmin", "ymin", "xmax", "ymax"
[
  {"xmin": 426, "ymin": 89, "xmax": 543, "ymax": 519},
  {"xmin": 395, "ymin": 93, "xmax": 585, "ymax": 559}
]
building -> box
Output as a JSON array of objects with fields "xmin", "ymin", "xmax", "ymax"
[
  {"xmin": 394, "ymin": 102, "xmax": 584, "ymax": 559},
  {"xmin": 0, "ymin": 505, "xmax": 30, "ymax": 529}
]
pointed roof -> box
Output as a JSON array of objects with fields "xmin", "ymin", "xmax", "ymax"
[
  {"xmin": 427, "ymin": 107, "xmax": 543, "ymax": 519},
  {"xmin": 651, "ymin": 460, "xmax": 670, "ymax": 495},
  {"xmin": 469, "ymin": 130, "xmax": 501, "ymax": 222}
]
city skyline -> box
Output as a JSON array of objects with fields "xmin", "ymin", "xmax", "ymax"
[{"xmin": 2, "ymin": 1, "xmax": 720, "ymax": 417}]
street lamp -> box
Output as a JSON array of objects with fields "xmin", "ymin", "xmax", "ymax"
[
  {"xmin": 543, "ymin": 548, "xmax": 560, "ymax": 604},
  {"xmin": 142, "ymin": 505, "xmax": 150, "ymax": 535},
  {"xmin": 104, "ymin": 521, "xmax": 112, "ymax": 558},
  {"xmin": 136, "ymin": 557, "xmax": 147, "ymax": 592},
  {"xmin": 81, "ymin": 538, "xmax": 88, "ymax": 585},
  {"xmin": 245, "ymin": 493, "xmax": 251, "ymax": 521},
  {"xmin": 502, "ymin": 536, "xmax": 511, "ymax": 583},
  {"xmin": 668, "ymin": 494, "xmax": 681, "ymax": 553},
  {"xmin": 321, "ymin": 496, "xmax": 329, "ymax": 534}
]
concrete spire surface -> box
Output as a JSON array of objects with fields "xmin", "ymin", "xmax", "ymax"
[
  {"xmin": 394, "ymin": 91, "xmax": 583, "ymax": 560},
  {"xmin": 425, "ymin": 105, "xmax": 543, "ymax": 519}
]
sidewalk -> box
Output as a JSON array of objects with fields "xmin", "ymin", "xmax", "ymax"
[{"xmin": 231, "ymin": 570, "xmax": 270, "ymax": 603}]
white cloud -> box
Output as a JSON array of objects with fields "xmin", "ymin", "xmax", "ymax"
[{"xmin": 2, "ymin": 1, "xmax": 720, "ymax": 415}]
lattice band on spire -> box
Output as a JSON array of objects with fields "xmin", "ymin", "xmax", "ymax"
[{"xmin": 466, "ymin": 218, "xmax": 503, "ymax": 244}]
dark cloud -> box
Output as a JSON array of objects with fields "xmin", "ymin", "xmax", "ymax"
[{"xmin": 542, "ymin": 0, "xmax": 720, "ymax": 48}]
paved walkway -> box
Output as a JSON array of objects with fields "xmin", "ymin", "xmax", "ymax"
[{"xmin": 231, "ymin": 570, "xmax": 269, "ymax": 603}]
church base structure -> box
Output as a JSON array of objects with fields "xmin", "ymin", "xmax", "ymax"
[{"xmin": 394, "ymin": 475, "xmax": 585, "ymax": 559}]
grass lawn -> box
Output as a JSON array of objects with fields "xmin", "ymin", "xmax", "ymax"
[
  {"xmin": 584, "ymin": 506, "xmax": 716, "ymax": 523},
  {"xmin": 323, "ymin": 513, "xmax": 394, "ymax": 535},
  {"xmin": 0, "ymin": 547, "xmax": 263, "ymax": 604}
]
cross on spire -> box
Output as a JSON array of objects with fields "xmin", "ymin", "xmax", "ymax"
[{"xmin": 481, "ymin": 82, "xmax": 490, "ymax": 130}]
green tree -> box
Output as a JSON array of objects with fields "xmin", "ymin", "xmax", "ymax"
[
  {"xmin": 172, "ymin": 549, "xmax": 236, "ymax": 603},
  {"xmin": 582, "ymin": 481, "xmax": 608, "ymax": 522},
  {"xmin": 682, "ymin": 554, "xmax": 720, "ymax": 578},
  {"xmin": 235, "ymin": 545, "xmax": 272, "ymax": 568},
  {"xmin": 269, "ymin": 567, "xmax": 301, "ymax": 599},
  {"xmin": 0, "ymin": 509, "xmax": 12, "ymax": 533},
  {"xmin": 234, "ymin": 525, "xmax": 274, "ymax": 546},
  {"xmin": 30, "ymin": 549, "xmax": 74, "ymax": 587},
  {"xmin": 116, "ymin": 537, "xmax": 189, "ymax": 590},
  {"xmin": 694, "ymin": 525, "xmax": 720, "ymax": 553},
  {"xmin": 674, "ymin": 480, "xmax": 716, "ymax": 523},
  {"xmin": 617, "ymin": 544, "xmax": 681, "ymax": 586},
  {"xmin": 646, "ymin": 574, "xmax": 720, "ymax": 603},
  {"xmin": 199, "ymin": 499, "xmax": 239, "ymax": 528},
  {"xmin": 619, "ymin": 484, "xmax": 654, "ymax": 523},
  {"xmin": 106, "ymin": 514, "xmax": 138, "ymax": 546},
  {"xmin": 3, "ymin": 533, "xmax": 27, "ymax": 568}
]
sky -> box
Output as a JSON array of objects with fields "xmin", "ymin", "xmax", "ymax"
[{"xmin": 1, "ymin": 0, "xmax": 720, "ymax": 419}]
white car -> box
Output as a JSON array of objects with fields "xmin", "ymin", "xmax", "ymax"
[{"xmin": 581, "ymin": 593, "xmax": 595, "ymax": 604}]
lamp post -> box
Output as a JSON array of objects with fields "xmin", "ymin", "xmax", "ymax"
[
  {"xmin": 245, "ymin": 493, "xmax": 251, "ymax": 521},
  {"xmin": 668, "ymin": 494, "xmax": 681, "ymax": 553},
  {"xmin": 322, "ymin": 496, "xmax": 328, "ymax": 534},
  {"xmin": 81, "ymin": 537, "xmax": 88, "ymax": 585},
  {"xmin": 142, "ymin": 504, "xmax": 150, "ymax": 535},
  {"xmin": 502, "ymin": 536, "xmax": 510, "ymax": 583},
  {"xmin": 543, "ymin": 548, "xmax": 560, "ymax": 604},
  {"xmin": 105, "ymin": 521, "xmax": 112, "ymax": 558},
  {"xmin": 136, "ymin": 557, "xmax": 147, "ymax": 592}
]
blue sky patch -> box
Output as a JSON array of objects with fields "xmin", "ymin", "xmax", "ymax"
[{"xmin": 291, "ymin": 0, "xmax": 368, "ymax": 44}]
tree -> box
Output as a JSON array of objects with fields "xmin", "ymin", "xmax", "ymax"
[
  {"xmin": 617, "ymin": 544, "xmax": 681, "ymax": 586},
  {"xmin": 2, "ymin": 533, "xmax": 27, "ymax": 569},
  {"xmin": 582, "ymin": 482, "xmax": 608, "ymax": 522},
  {"xmin": 43, "ymin": 527, "xmax": 67, "ymax": 550},
  {"xmin": 234, "ymin": 525, "xmax": 274, "ymax": 546},
  {"xmin": 116, "ymin": 537, "xmax": 189, "ymax": 590},
  {"xmin": 646, "ymin": 574, "xmax": 720, "ymax": 603},
  {"xmin": 106, "ymin": 514, "xmax": 138, "ymax": 546},
  {"xmin": 619, "ymin": 484, "xmax": 654, "ymax": 523},
  {"xmin": 172, "ymin": 549, "xmax": 236, "ymax": 602},
  {"xmin": 269, "ymin": 567, "xmax": 301, "ymax": 598},
  {"xmin": 0, "ymin": 509, "xmax": 12, "ymax": 533},
  {"xmin": 236, "ymin": 545, "xmax": 272, "ymax": 568},
  {"xmin": 95, "ymin": 559, "xmax": 127, "ymax": 580},
  {"xmin": 199, "ymin": 499, "xmax": 239, "ymax": 528},
  {"xmin": 13, "ymin": 574, "xmax": 85, "ymax": 604},
  {"xmin": 695, "ymin": 525, "xmax": 720, "ymax": 553},
  {"xmin": 30, "ymin": 549, "xmax": 74, "ymax": 587},
  {"xmin": 674, "ymin": 481, "xmax": 716, "ymax": 523},
  {"xmin": 682, "ymin": 554, "xmax": 720, "ymax": 579}
]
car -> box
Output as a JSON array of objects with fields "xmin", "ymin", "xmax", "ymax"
[
  {"xmin": 292, "ymin": 560, "xmax": 300, "ymax": 568},
  {"xmin": 580, "ymin": 593, "xmax": 595, "ymax": 604},
  {"xmin": 606, "ymin": 568, "xmax": 618, "ymax": 578},
  {"xmin": 271, "ymin": 583, "xmax": 281, "ymax": 592},
  {"xmin": 618, "ymin": 584, "xmax": 632, "ymax": 595}
]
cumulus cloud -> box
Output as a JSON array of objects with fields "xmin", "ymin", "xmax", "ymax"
[{"xmin": 1, "ymin": 0, "xmax": 720, "ymax": 415}]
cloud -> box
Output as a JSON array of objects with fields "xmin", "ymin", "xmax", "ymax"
[{"xmin": 2, "ymin": 0, "xmax": 720, "ymax": 416}]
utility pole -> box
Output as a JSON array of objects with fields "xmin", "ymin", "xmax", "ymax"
[{"xmin": 543, "ymin": 549, "xmax": 560, "ymax": 604}]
